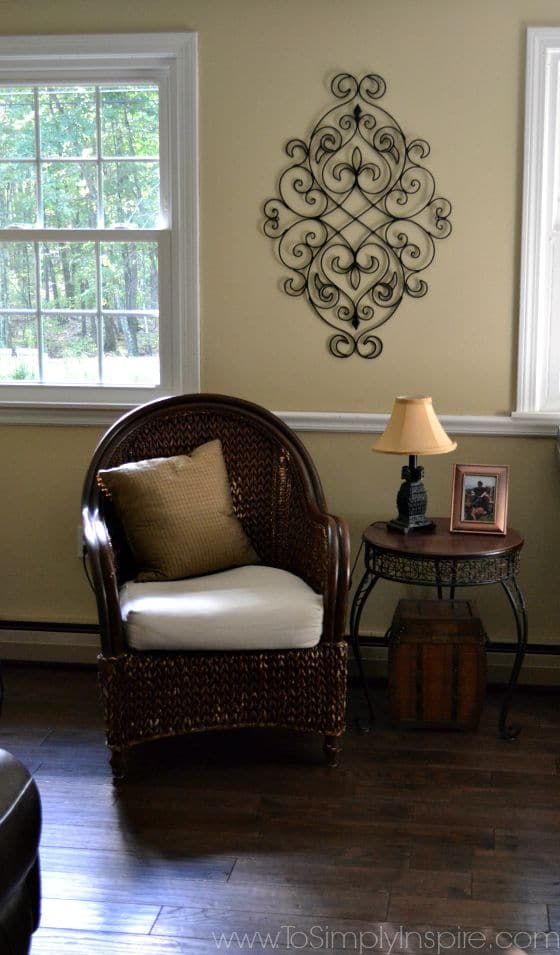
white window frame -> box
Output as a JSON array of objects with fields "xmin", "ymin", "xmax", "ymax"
[
  {"xmin": 0, "ymin": 33, "xmax": 199, "ymax": 425},
  {"xmin": 517, "ymin": 27, "xmax": 560, "ymax": 420}
]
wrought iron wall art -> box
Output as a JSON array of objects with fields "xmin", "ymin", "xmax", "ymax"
[{"xmin": 263, "ymin": 73, "xmax": 453, "ymax": 358}]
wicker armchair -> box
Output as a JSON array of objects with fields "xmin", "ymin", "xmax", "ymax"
[{"xmin": 82, "ymin": 394, "xmax": 350, "ymax": 780}]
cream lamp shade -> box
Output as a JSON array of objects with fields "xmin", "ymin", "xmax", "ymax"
[{"xmin": 372, "ymin": 396, "xmax": 457, "ymax": 456}]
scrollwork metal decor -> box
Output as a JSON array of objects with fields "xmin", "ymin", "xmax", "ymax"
[{"xmin": 263, "ymin": 73, "xmax": 452, "ymax": 358}]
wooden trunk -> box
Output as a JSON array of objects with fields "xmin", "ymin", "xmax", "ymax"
[{"xmin": 388, "ymin": 599, "xmax": 487, "ymax": 731}]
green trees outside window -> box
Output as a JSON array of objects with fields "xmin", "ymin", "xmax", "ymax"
[{"xmin": 0, "ymin": 84, "xmax": 161, "ymax": 385}]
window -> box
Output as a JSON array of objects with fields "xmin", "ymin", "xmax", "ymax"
[
  {"xmin": 517, "ymin": 28, "xmax": 560, "ymax": 417},
  {"xmin": 0, "ymin": 34, "xmax": 198, "ymax": 422}
]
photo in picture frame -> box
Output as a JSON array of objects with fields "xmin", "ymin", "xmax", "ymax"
[{"xmin": 450, "ymin": 464, "xmax": 510, "ymax": 535}]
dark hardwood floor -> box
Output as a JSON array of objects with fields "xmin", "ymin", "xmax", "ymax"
[{"xmin": 1, "ymin": 663, "xmax": 559, "ymax": 955}]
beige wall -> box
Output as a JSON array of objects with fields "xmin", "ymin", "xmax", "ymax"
[{"xmin": 1, "ymin": 0, "xmax": 559, "ymax": 667}]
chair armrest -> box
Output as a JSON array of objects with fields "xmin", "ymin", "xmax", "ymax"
[
  {"xmin": 82, "ymin": 508, "xmax": 126, "ymax": 656},
  {"xmin": 284, "ymin": 503, "xmax": 350, "ymax": 644}
]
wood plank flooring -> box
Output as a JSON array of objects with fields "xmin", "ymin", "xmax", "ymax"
[{"xmin": 1, "ymin": 663, "xmax": 559, "ymax": 955}]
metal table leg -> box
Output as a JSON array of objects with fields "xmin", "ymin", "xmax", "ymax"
[
  {"xmin": 349, "ymin": 570, "xmax": 380, "ymax": 732},
  {"xmin": 498, "ymin": 576, "xmax": 528, "ymax": 739}
]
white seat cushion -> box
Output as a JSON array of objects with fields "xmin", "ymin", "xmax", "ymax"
[{"xmin": 120, "ymin": 565, "xmax": 324, "ymax": 651}]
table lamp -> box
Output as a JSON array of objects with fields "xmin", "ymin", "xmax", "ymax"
[{"xmin": 372, "ymin": 396, "xmax": 457, "ymax": 534}]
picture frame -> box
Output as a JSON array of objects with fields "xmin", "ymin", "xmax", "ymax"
[{"xmin": 450, "ymin": 464, "xmax": 510, "ymax": 535}]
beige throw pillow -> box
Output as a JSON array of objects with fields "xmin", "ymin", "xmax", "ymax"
[{"xmin": 97, "ymin": 439, "xmax": 258, "ymax": 581}]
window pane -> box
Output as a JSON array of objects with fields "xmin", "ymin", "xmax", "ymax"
[
  {"xmin": 0, "ymin": 315, "xmax": 38, "ymax": 381},
  {"xmin": 103, "ymin": 314, "xmax": 159, "ymax": 385},
  {"xmin": 43, "ymin": 161, "xmax": 97, "ymax": 228},
  {"xmin": 103, "ymin": 161, "xmax": 159, "ymax": 228},
  {"xmin": 42, "ymin": 313, "xmax": 98, "ymax": 383},
  {"xmin": 0, "ymin": 242, "xmax": 36, "ymax": 309},
  {"xmin": 39, "ymin": 87, "xmax": 96, "ymax": 158},
  {"xmin": 101, "ymin": 242, "xmax": 158, "ymax": 310},
  {"xmin": 40, "ymin": 243, "xmax": 96, "ymax": 310},
  {"xmin": 0, "ymin": 88, "xmax": 35, "ymax": 159},
  {"xmin": 101, "ymin": 85, "xmax": 159, "ymax": 157},
  {"xmin": 0, "ymin": 163, "xmax": 36, "ymax": 227}
]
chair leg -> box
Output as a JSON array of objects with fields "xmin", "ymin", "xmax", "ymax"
[
  {"xmin": 109, "ymin": 748, "xmax": 127, "ymax": 784},
  {"xmin": 323, "ymin": 735, "xmax": 341, "ymax": 767}
]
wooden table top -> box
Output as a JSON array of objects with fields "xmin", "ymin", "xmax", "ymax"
[{"xmin": 363, "ymin": 517, "xmax": 524, "ymax": 560}]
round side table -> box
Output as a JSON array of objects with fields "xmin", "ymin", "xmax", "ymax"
[{"xmin": 349, "ymin": 518, "xmax": 527, "ymax": 738}]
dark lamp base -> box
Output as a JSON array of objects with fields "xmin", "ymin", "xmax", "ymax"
[
  {"xmin": 387, "ymin": 455, "xmax": 436, "ymax": 535},
  {"xmin": 387, "ymin": 517, "xmax": 436, "ymax": 535}
]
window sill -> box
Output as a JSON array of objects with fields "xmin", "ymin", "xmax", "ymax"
[{"xmin": 0, "ymin": 401, "xmax": 137, "ymax": 427}]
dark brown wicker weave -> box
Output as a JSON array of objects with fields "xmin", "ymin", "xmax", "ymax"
[{"xmin": 82, "ymin": 394, "xmax": 350, "ymax": 780}]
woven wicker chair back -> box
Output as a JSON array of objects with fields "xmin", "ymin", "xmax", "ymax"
[{"xmin": 85, "ymin": 394, "xmax": 327, "ymax": 591}]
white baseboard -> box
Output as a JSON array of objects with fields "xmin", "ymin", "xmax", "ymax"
[
  {"xmin": 0, "ymin": 629, "xmax": 557, "ymax": 686},
  {"xmin": 0, "ymin": 629, "xmax": 98, "ymax": 665}
]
